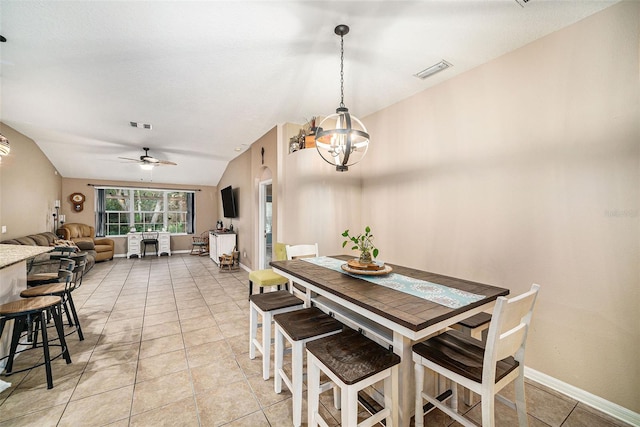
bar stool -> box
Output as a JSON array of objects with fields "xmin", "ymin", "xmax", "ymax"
[
  {"xmin": 273, "ymin": 307, "xmax": 343, "ymax": 427},
  {"xmin": 20, "ymin": 262, "xmax": 84, "ymax": 341},
  {"xmin": 249, "ymin": 290, "xmax": 304, "ymax": 380},
  {"xmin": 0, "ymin": 296, "xmax": 72, "ymax": 389},
  {"xmin": 306, "ymin": 328, "xmax": 401, "ymax": 427}
]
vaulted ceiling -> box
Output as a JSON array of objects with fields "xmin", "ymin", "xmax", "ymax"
[{"xmin": 0, "ymin": 1, "xmax": 617, "ymax": 186}]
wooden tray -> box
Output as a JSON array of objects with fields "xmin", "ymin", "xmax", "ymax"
[{"xmin": 341, "ymin": 263, "xmax": 393, "ymax": 276}]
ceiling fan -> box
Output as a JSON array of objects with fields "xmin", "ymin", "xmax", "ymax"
[{"xmin": 118, "ymin": 147, "xmax": 177, "ymax": 169}]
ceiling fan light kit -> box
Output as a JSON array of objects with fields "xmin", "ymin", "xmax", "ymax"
[
  {"xmin": 118, "ymin": 147, "xmax": 177, "ymax": 168},
  {"xmin": 315, "ymin": 24, "xmax": 370, "ymax": 172}
]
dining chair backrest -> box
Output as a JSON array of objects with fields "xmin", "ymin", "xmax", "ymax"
[
  {"xmin": 58, "ymin": 258, "xmax": 76, "ymax": 292},
  {"xmin": 285, "ymin": 243, "xmax": 319, "ymax": 260},
  {"xmin": 274, "ymin": 242, "xmax": 288, "ymax": 262},
  {"xmin": 71, "ymin": 253, "xmax": 88, "ymax": 289},
  {"xmin": 483, "ymin": 283, "xmax": 540, "ymax": 385},
  {"xmin": 142, "ymin": 231, "xmax": 159, "ymax": 241}
]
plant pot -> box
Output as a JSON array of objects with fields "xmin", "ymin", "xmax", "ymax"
[{"xmin": 359, "ymin": 250, "xmax": 372, "ymax": 264}]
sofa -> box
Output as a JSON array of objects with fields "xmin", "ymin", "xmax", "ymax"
[
  {"xmin": 0, "ymin": 231, "xmax": 96, "ymax": 273},
  {"xmin": 57, "ymin": 223, "xmax": 115, "ymax": 262}
]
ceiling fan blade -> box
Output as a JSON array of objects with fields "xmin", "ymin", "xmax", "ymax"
[
  {"xmin": 156, "ymin": 160, "xmax": 177, "ymax": 166},
  {"xmin": 118, "ymin": 156, "xmax": 143, "ymax": 163}
]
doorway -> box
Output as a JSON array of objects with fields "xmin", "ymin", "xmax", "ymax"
[{"xmin": 259, "ymin": 180, "xmax": 273, "ymax": 270}]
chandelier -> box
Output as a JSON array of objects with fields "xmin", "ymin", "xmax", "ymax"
[{"xmin": 315, "ymin": 25, "xmax": 370, "ymax": 172}]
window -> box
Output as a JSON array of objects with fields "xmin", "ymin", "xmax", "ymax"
[{"xmin": 96, "ymin": 187, "xmax": 195, "ymax": 236}]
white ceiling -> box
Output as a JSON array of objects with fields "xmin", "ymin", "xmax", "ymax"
[{"xmin": 0, "ymin": 0, "xmax": 617, "ymax": 186}]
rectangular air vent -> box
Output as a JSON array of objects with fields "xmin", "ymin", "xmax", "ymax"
[
  {"xmin": 414, "ymin": 60, "xmax": 452, "ymax": 80},
  {"xmin": 130, "ymin": 121, "xmax": 152, "ymax": 130},
  {"xmin": 515, "ymin": 0, "xmax": 530, "ymax": 7}
]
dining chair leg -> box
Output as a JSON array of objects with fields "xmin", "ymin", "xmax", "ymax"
[{"xmin": 414, "ymin": 361, "xmax": 425, "ymax": 427}]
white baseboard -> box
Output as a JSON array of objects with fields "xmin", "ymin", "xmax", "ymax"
[{"xmin": 525, "ymin": 367, "xmax": 640, "ymax": 426}]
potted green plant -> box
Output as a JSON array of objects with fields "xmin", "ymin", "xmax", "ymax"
[{"xmin": 342, "ymin": 226, "xmax": 379, "ymax": 264}]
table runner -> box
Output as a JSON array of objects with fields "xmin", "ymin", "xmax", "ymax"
[{"xmin": 302, "ymin": 256, "xmax": 484, "ymax": 309}]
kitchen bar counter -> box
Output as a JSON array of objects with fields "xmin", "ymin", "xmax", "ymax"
[{"xmin": 0, "ymin": 244, "xmax": 54, "ymax": 270}]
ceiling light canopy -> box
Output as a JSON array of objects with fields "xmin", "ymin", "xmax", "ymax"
[{"xmin": 315, "ymin": 24, "xmax": 370, "ymax": 172}]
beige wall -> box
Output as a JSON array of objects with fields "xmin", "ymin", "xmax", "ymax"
[
  {"xmin": 216, "ymin": 143, "xmax": 252, "ymax": 266},
  {"xmin": 276, "ymin": 2, "xmax": 639, "ymax": 413},
  {"xmin": 0, "ymin": 124, "xmax": 62, "ymax": 240},
  {"xmin": 364, "ymin": 2, "xmax": 639, "ymax": 411},
  {"xmin": 61, "ymin": 178, "xmax": 218, "ymax": 255},
  {"xmin": 277, "ymin": 123, "xmax": 364, "ymax": 256}
]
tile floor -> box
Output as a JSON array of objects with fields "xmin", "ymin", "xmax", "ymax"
[{"xmin": 0, "ymin": 255, "xmax": 633, "ymax": 426}]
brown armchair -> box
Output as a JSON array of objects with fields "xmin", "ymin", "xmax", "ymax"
[{"xmin": 57, "ymin": 223, "xmax": 114, "ymax": 261}]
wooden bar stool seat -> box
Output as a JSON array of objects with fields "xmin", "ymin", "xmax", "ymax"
[
  {"xmin": 0, "ymin": 296, "xmax": 72, "ymax": 389},
  {"xmin": 306, "ymin": 328, "xmax": 400, "ymax": 427},
  {"xmin": 274, "ymin": 307, "xmax": 343, "ymax": 427},
  {"xmin": 249, "ymin": 290, "xmax": 304, "ymax": 380}
]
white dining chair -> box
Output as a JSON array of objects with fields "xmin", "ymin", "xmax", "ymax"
[
  {"xmin": 285, "ymin": 243, "xmax": 319, "ymax": 302},
  {"xmin": 413, "ymin": 283, "xmax": 540, "ymax": 427}
]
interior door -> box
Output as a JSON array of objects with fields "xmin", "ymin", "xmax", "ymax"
[{"xmin": 259, "ymin": 180, "xmax": 273, "ymax": 269}]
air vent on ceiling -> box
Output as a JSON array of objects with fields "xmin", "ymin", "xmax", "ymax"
[
  {"xmin": 515, "ymin": 0, "xmax": 531, "ymax": 7},
  {"xmin": 414, "ymin": 60, "xmax": 452, "ymax": 80},
  {"xmin": 130, "ymin": 121, "xmax": 152, "ymax": 130}
]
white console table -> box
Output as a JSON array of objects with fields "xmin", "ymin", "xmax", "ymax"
[
  {"xmin": 209, "ymin": 231, "xmax": 236, "ymax": 266},
  {"xmin": 127, "ymin": 232, "xmax": 171, "ymax": 258}
]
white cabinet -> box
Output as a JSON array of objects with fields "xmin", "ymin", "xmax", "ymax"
[
  {"xmin": 127, "ymin": 232, "xmax": 171, "ymax": 258},
  {"xmin": 209, "ymin": 231, "xmax": 236, "ymax": 265}
]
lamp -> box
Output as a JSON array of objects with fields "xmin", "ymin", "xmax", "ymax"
[
  {"xmin": 315, "ymin": 25, "xmax": 370, "ymax": 172},
  {"xmin": 53, "ymin": 200, "xmax": 60, "ymax": 234},
  {"xmin": 140, "ymin": 163, "xmax": 155, "ymax": 171},
  {"xmin": 0, "ymin": 134, "xmax": 9, "ymax": 156}
]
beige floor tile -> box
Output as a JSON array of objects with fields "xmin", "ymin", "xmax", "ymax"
[
  {"xmin": 185, "ymin": 341, "xmax": 234, "ymax": 368},
  {"xmin": 58, "ymin": 385, "xmax": 133, "ymax": 427},
  {"xmin": 190, "ymin": 356, "xmax": 245, "ymax": 394},
  {"xmin": 71, "ymin": 361, "xmax": 137, "ymax": 401},
  {"xmin": 225, "ymin": 409, "xmax": 271, "ymax": 426},
  {"xmin": 143, "ymin": 310, "xmax": 180, "ymax": 327},
  {"xmin": 136, "ymin": 349, "xmax": 187, "ymax": 382},
  {"xmin": 0, "ymin": 403, "xmax": 66, "ymax": 427},
  {"xmin": 563, "ymin": 404, "xmax": 634, "ymax": 427},
  {"xmin": 179, "ymin": 314, "xmax": 216, "ymax": 333},
  {"xmin": 181, "ymin": 325, "xmax": 225, "ymax": 348},
  {"xmin": 196, "ymin": 380, "xmax": 261, "ymax": 426},
  {"xmin": 96, "ymin": 328, "xmax": 142, "ymax": 350},
  {"xmin": 131, "ymin": 370, "xmax": 193, "ymax": 415},
  {"xmin": 139, "ymin": 333, "xmax": 184, "ymax": 359},
  {"xmin": 143, "ymin": 302, "xmax": 177, "ymax": 316},
  {"xmin": 177, "ymin": 306, "xmax": 212, "ymax": 320},
  {"xmin": 102, "ymin": 316, "xmax": 144, "ymax": 335},
  {"xmin": 129, "ymin": 397, "xmax": 199, "ymax": 426},
  {"xmin": 0, "ymin": 374, "xmax": 76, "ymax": 422},
  {"xmin": 142, "ymin": 319, "xmax": 182, "ymax": 341}
]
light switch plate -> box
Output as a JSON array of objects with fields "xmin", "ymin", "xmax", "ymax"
[{"xmin": 1, "ymin": 226, "xmax": 6, "ymax": 233}]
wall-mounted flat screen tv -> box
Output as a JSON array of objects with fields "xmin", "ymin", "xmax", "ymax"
[{"xmin": 221, "ymin": 185, "xmax": 238, "ymax": 218}]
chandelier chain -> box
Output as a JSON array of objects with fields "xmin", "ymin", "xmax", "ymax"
[{"xmin": 340, "ymin": 33, "xmax": 345, "ymax": 108}]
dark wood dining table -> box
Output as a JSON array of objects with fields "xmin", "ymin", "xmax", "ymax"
[{"xmin": 271, "ymin": 255, "xmax": 509, "ymax": 427}]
